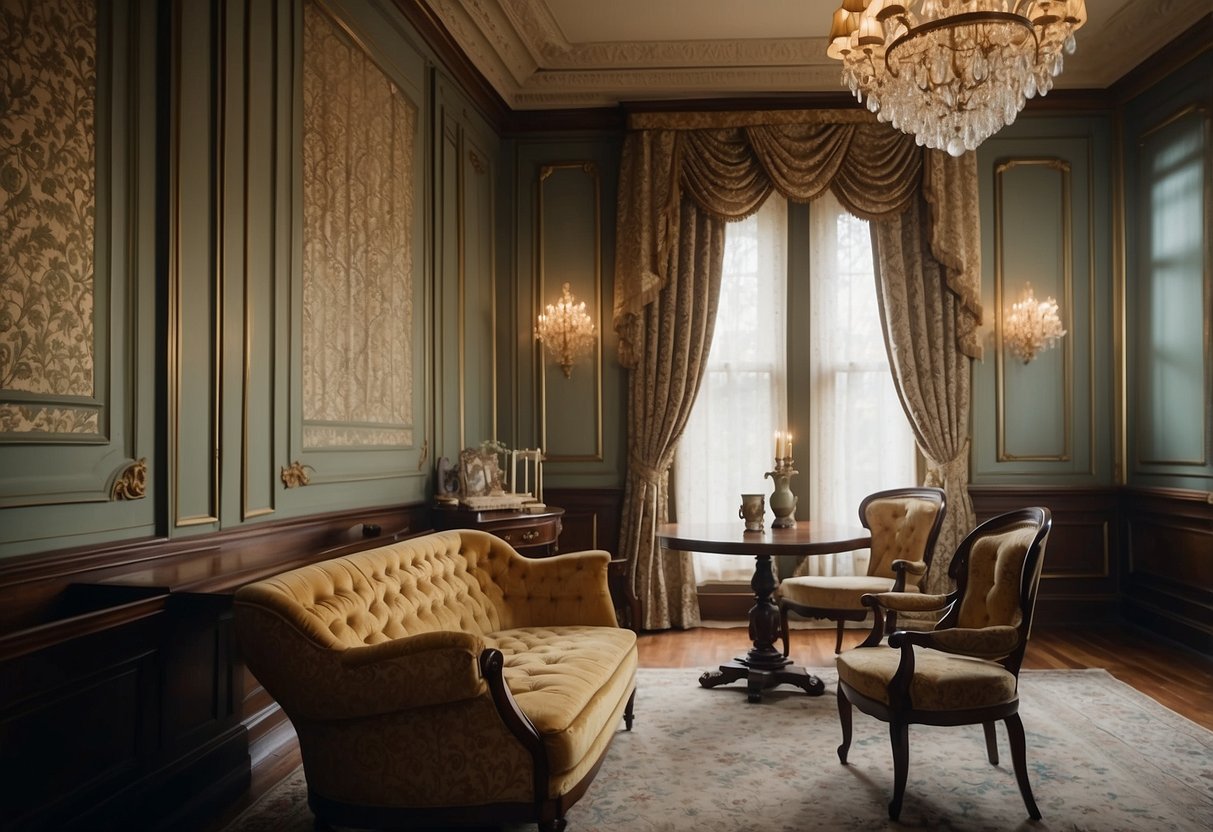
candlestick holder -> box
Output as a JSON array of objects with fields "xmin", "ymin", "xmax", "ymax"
[{"xmin": 765, "ymin": 458, "xmax": 798, "ymax": 528}]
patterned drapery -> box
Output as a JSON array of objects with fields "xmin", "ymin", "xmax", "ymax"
[{"xmin": 613, "ymin": 110, "xmax": 982, "ymax": 628}]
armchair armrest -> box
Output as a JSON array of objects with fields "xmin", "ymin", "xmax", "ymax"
[
  {"xmin": 854, "ymin": 590, "xmax": 955, "ymax": 647},
  {"xmin": 889, "ymin": 558, "xmax": 928, "ymax": 592},
  {"xmin": 501, "ymin": 548, "xmax": 618, "ymax": 628}
]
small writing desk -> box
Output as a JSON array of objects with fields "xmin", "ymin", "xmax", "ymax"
[{"xmin": 657, "ymin": 521, "xmax": 871, "ymax": 702}]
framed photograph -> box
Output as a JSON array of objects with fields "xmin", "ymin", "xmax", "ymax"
[{"xmin": 458, "ymin": 448, "xmax": 501, "ymax": 497}]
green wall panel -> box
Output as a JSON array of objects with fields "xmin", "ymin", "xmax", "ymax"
[
  {"xmin": 1124, "ymin": 51, "xmax": 1213, "ymax": 491},
  {"xmin": 0, "ymin": 0, "xmax": 159, "ymax": 557},
  {"xmin": 972, "ymin": 117, "xmax": 1114, "ymax": 485},
  {"xmin": 509, "ymin": 137, "xmax": 624, "ymax": 489}
]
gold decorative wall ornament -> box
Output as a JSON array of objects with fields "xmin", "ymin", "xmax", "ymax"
[
  {"xmin": 1003, "ymin": 283, "xmax": 1067, "ymax": 363},
  {"xmin": 535, "ymin": 282, "xmax": 597, "ymax": 378},
  {"xmin": 280, "ymin": 461, "xmax": 314, "ymax": 488},
  {"xmin": 110, "ymin": 459, "xmax": 148, "ymax": 500},
  {"xmin": 826, "ymin": 1, "xmax": 1086, "ymax": 156}
]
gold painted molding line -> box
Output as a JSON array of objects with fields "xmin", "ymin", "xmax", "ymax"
[
  {"xmin": 110, "ymin": 459, "xmax": 148, "ymax": 500},
  {"xmin": 281, "ymin": 461, "xmax": 314, "ymax": 488}
]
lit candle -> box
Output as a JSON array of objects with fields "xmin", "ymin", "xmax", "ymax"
[
  {"xmin": 786, "ymin": 433, "xmax": 793, "ymax": 460},
  {"xmin": 775, "ymin": 431, "xmax": 784, "ymax": 460}
]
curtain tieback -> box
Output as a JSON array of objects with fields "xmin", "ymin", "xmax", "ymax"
[
  {"xmin": 628, "ymin": 453, "xmax": 668, "ymax": 487},
  {"xmin": 924, "ymin": 440, "xmax": 970, "ymax": 489}
]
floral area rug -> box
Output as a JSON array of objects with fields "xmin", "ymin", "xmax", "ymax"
[{"xmin": 224, "ymin": 667, "xmax": 1213, "ymax": 832}]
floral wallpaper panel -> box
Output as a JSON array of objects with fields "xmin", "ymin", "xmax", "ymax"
[
  {"xmin": 301, "ymin": 0, "xmax": 415, "ymax": 449},
  {"xmin": 0, "ymin": 0, "xmax": 99, "ymax": 435}
]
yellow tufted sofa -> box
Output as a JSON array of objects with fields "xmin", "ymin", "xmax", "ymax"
[{"xmin": 233, "ymin": 528, "xmax": 637, "ymax": 832}]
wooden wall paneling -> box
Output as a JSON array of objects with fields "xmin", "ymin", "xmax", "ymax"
[
  {"xmin": 543, "ymin": 487, "xmax": 623, "ymax": 556},
  {"xmin": 0, "ymin": 0, "xmax": 159, "ymax": 557},
  {"xmin": 1122, "ymin": 487, "xmax": 1213, "ymax": 653},
  {"xmin": 0, "ymin": 600, "xmax": 164, "ymax": 830},
  {"xmin": 969, "ymin": 485, "xmax": 1120, "ymax": 622}
]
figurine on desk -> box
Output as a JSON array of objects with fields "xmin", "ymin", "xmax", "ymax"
[{"xmin": 433, "ymin": 442, "xmax": 558, "ymax": 554}]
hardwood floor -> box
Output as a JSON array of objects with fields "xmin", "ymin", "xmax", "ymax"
[
  {"xmin": 639, "ymin": 622, "xmax": 1213, "ymax": 731},
  {"xmin": 204, "ymin": 621, "xmax": 1213, "ymax": 830}
]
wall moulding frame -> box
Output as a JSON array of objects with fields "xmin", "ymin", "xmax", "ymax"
[
  {"xmin": 993, "ymin": 156, "xmax": 1078, "ymax": 465},
  {"xmin": 1132, "ymin": 102, "xmax": 1212, "ymax": 473},
  {"xmin": 535, "ymin": 161, "xmax": 604, "ymax": 464}
]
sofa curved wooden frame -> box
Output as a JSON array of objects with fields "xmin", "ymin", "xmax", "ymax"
[{"xmin": 233, "ymin": 529, "xmax": 637, "ymax": 832}]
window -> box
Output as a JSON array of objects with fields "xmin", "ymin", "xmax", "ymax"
[
  {"xmin": 675, "ymin": 192, "xmax": 916, "ymax": 585},
  {"xmin": 675, "ymin": 195, "xmax": 787, "ymax": 583},
  {"xmin": 802, "ymin": 192, "xmax": 916, "ymax": 577}
]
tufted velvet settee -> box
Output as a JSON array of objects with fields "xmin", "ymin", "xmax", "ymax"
[{"xmin": 233, "ymin": 528, "xmax": 637, "ymax": 832}]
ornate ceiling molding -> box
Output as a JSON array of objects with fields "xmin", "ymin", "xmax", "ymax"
[{"xmin": 422, "ymin": 0, "xmax": 1211, "ymax": 111}]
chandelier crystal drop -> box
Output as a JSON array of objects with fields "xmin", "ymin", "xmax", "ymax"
[
  {"xmin": 534, "ymin": 282, "xmax": 597, "ymax": 378},
  {"xmin": 827, "ymin": 1, "xmax": 1087, "ymax": 156}
]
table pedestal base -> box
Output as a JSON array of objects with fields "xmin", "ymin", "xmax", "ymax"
[{"xmin": 699, "ymin": 659, "xmax": 825, "ymax": 703}]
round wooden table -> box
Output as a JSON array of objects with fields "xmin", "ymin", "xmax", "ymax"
[{"xmin": 657, "ymin": 521, "xmax": 872, "ymax": 702}]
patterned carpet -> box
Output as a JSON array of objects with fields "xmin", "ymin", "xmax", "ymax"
[{"xmin": 224, "ymin": 667, "xmax": 1213, "ymax": 832}]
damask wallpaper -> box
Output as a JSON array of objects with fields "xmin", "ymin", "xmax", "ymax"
[
  {"xmin": 301, "ymin": 0, "xmax": 416, "ymax": 449},
  {"xmin": 0, "ymin": 0, "xmax": 98, "ymax": 435}
]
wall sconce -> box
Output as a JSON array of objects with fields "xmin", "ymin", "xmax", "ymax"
[
  {"xmin": 534, "ymin": 282, "xmax": 596, "ymax": 378},
  {"xmin": 1003, "ymin": 283, "xmax": 1067, "ymax": 364}
]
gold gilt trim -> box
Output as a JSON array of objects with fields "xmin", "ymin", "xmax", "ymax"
[
  {"xmin": 281, "ymin": 461, "xmax": 313, "ymax": 488},
  {"xmin": 993, "ymin": 157, "xmax": 1075, "ymax": 464},
  {"xmin": 536, "ymin": 161, "xmax": 605, "ymax": 463},
  {"xmin": 110, "ymin": 458, "xmax": 148, "ymax": 500}
]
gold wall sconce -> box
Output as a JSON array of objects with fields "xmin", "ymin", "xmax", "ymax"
[
  {"xmin": 534, "ymin": 282, "xmax": 596, "ymax": 378},
  {"xmin": 1003, "ymin": 283, "xmax": 1067, "ymax": 363}
]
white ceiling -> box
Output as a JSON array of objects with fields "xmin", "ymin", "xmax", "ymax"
[{"xmin": 423, "ymin": 0, "xmax": 1211, "ymax": 109}]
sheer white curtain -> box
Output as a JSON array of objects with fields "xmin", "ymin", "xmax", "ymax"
[
  {"xmin": 802, "ymin": 192, "xmax": 917, "ymax": 578},
  {"xmin": 676, "ymin": 195, "xmax": 788, "ymax": 583}
]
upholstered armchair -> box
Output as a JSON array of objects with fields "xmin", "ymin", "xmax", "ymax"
[
  {"xmin": 835, "ymin": 507, "xmax": 1052, "ymax": 821},
  {"xmin": 777, "ymin": 487, "xmax": 946, "ymax": 655}
]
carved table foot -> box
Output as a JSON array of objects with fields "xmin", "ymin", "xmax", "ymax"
[{"xmin": 698, "ymin": 659, "xmax": 825, "ymax": 702}]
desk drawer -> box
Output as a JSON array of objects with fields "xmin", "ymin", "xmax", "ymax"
[{"xmin": 492, "ymin": 518, "xmax": 561, "ymax": 553}]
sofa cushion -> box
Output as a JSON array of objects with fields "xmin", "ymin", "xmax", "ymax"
[{"xmin": 488, "ymin": 625, "xmax": 637, "ymax": 773}]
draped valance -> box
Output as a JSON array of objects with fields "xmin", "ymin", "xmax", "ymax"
[{"xmin": 612, "ymin": 110, "xmax": 984, "ymax": 368}]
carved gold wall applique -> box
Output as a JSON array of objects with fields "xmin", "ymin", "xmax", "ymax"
[
  {"xmin": 280, "ymin": 461, "xmax": 313, "ymax": 488},
  {"xmin": 110, "ymin": 458, "xmax": 148, "ymax": 500}
]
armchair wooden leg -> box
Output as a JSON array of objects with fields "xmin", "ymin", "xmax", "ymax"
[
  {"xmin": 1005, "ymin": 713, "xmax": 1042, "ymax": 820},
  {"xmin": 779, "ymin": 604, "xmax": 791, "ymax": 657},
  {"xmin": 623, "ymin": 688, "xmax": 636, "ymax": 731},
  {"xmin": 982, "ymin": 720, "xmax": 999, "ymax": 765},
  {"xmin": 888, "ymin": 720, "xmax": 910, "ymax": 821},
  {"xmin": 836, "ymin": 686, "xmax": 853, "ymax": 764},
  {"xmin": 538, "ymin": 818, "xmax": 568, "ymax": 832},
  {"xmin": 833, "ymin": 620, "xmax": 845, "ymax": 654}
]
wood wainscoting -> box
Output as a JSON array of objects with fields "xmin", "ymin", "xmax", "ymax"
[
  {"xmin": 543, "ymin": 487, "xmax": 623, "ymax": 557},
  {"xmin": 1121, "ymin": 486, "xmax": 1213, "ymax": 655},
  {"xmin": 969, "ymin": 486, "xmax": 1121, "ymax": 625},
  {"xmin": 0, "ymin": 503, "xmax": 430, "ymax": 832}
]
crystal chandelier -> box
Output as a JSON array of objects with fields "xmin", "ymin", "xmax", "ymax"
[
  {"xmin": 826, "ymin": 1, "xmax": 1087, "ymax": 156},
  {"xmin": 1003, "ymin": 283, "xmax": 1066, "ymax": 363},
  {"xmin": 534, "ymin": 282, "xmax": 597, "ymax": 378}
]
